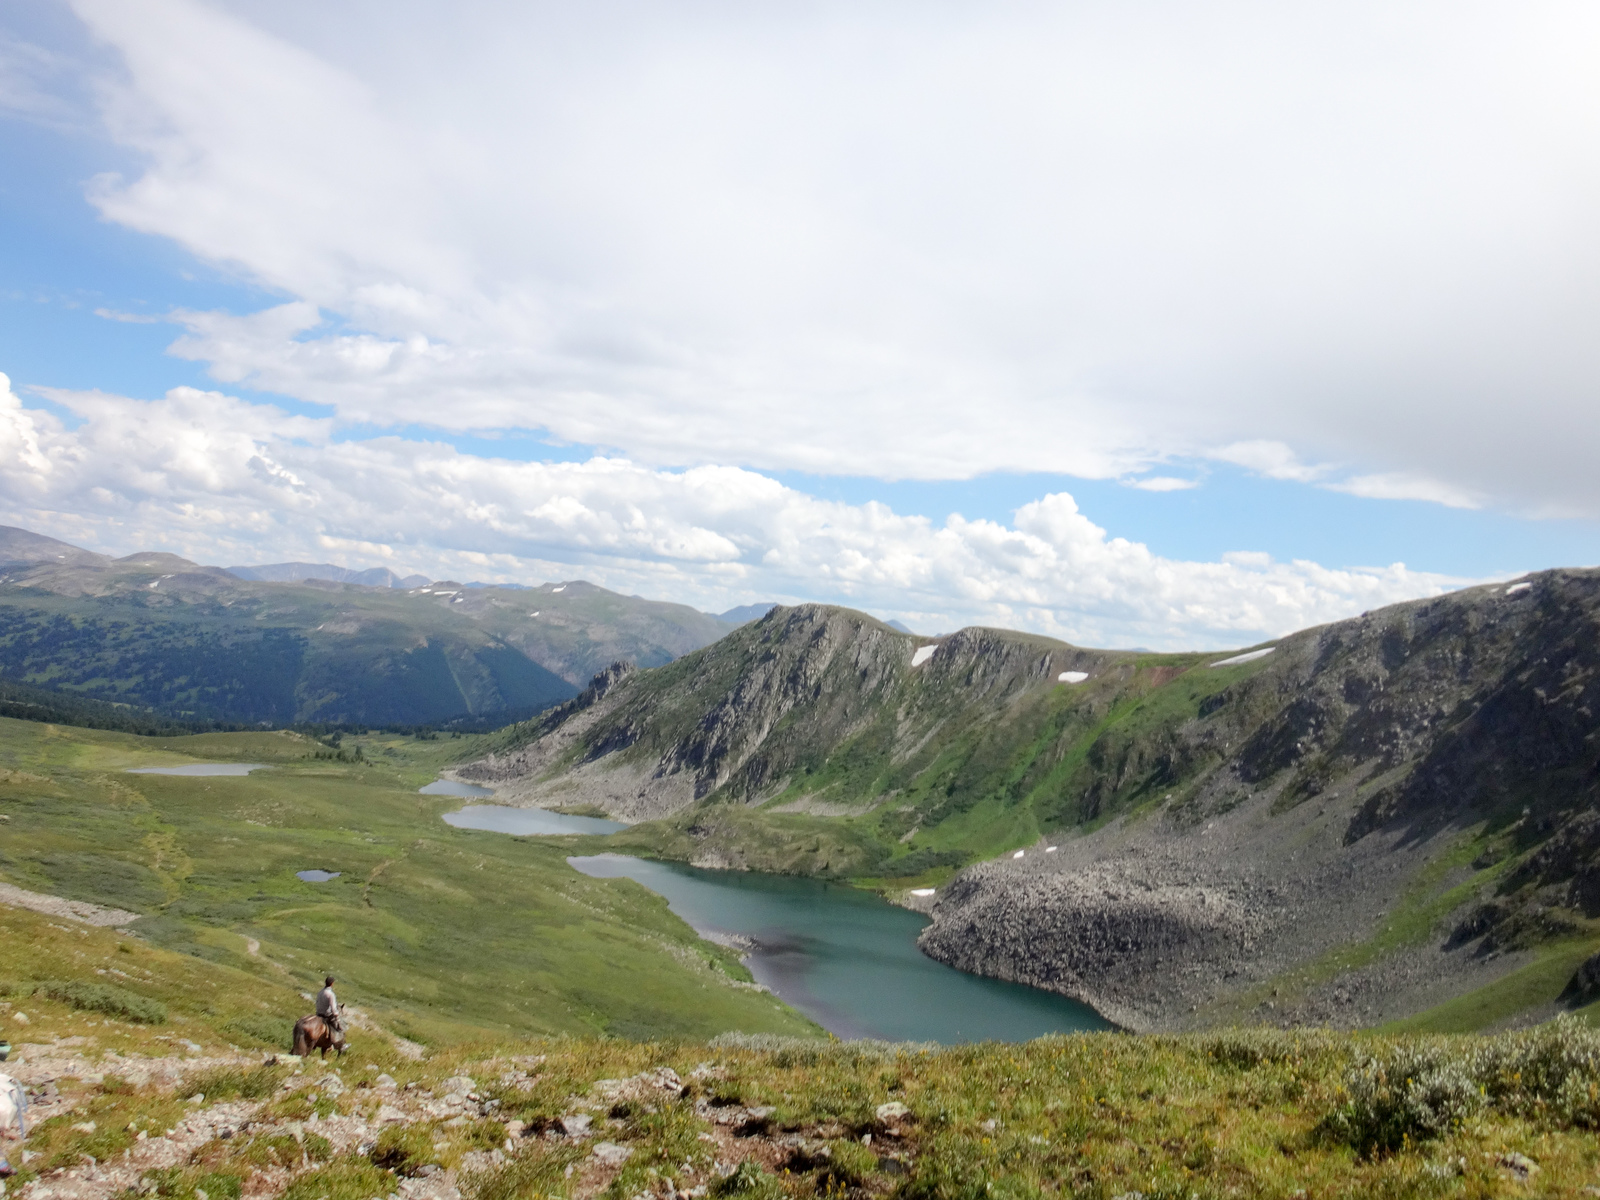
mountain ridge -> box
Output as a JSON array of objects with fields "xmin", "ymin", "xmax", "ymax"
[
  {"xmin": 0, "ymin": 525, "xmax": 737, "ymax": 728},
  {"xmin": 464, "ymin": 570, "xmax": 1600, "ymax": 1031}
]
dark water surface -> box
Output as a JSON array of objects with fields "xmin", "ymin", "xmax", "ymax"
[{"xmin": 569, "ymin": 853, "xmax": 1110, "ymax": 1043}]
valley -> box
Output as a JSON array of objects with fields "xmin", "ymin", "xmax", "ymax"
[
  {"xmin": 0, "ymin": 718, "xmax": 815, "ymax": 1044},
  {"xmin": 462, "ymin": 572, "xmax": 1600, "ymax": 1034}
]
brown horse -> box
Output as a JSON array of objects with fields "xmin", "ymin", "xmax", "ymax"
[{"xmin": 291, "ymin": 1014, "xmax": 346, "ymax": 1059}]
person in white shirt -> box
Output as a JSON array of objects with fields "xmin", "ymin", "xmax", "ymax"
[{"xmin": 315, "ymin": 975, "xmax": 342, "ymax": 1033}]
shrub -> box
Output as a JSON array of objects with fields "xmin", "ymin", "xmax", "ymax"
[
  {"xmin": 1471, "ymin": 1014, "xmax": 1600, "ymax": 1119},
  {"xmin": 1323, "ymin": 1043, "xmax": 1484, "ymax": 1157},
  {"xmin": 31, "ymin": 979, "xmax": 166, "ymax": 1024},
  {"xmin": 1321, "ymin": 1018, "xmax": 1600, "ymax": 1155}
]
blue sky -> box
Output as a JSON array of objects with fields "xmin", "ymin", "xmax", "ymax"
[{"xmin": 2, "ymin": 1, "xmax": 1599, "ymax": 648}]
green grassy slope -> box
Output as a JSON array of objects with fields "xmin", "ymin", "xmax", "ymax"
[
  {"xmin": 7, "ymin": 919, "xmax": 1600, "ymax": 1200},
  {"xmin": 493, "ymin": 608, "xmax": 1246, "ymax": 885},
  {"xmin": 0, "ymin": 718, "xmax": 817, "ymax": 1043}
]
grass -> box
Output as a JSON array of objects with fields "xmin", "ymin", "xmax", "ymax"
[
  {"xmin": 8, "ymin": 853, "xmax": 1600, "ymax": 1198},
  {"xmin": 0, "ymin": 717, "xmax": 820, "ymax": 1044},
  {"xmin": 12, "ymin": 974, "xmax": 1600, "ymax": 1199}
]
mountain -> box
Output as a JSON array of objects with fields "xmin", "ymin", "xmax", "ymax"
[
  {"xmin": 0, "ymin": 524, "xmax": 108, "ymax": 569},
  {"xmin": 463, "ymin": 573, "xmax": 1600, "ymax": 1031},
  {"xmin": 226, "ymin": 561, "xmax": 431, "ymax": 588},
  {"xmin": 715, "ymin": 602, "xmax": 779, "ymax": 625},
  {"xmin": 0, "ymin": 526, "xmax": 738, "ymax": 728}
]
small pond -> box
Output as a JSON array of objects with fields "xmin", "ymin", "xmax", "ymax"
[
  {"xmin": 419, "ymin": 778, "xmax": 495, "ymax": 798},
  {"xmin": 444, "ymin": 803, "xmax": 627, "ymax": 837},
  {"xmin": 567, "ymin": 853, "xmax": 1111, "ymax": 1043},
  {"xmin": 127, "ymin": 763, "xmax": 269, "ymax": 776},
  {"xmin": 297, "ymin": 870, "xmax": 341, "ymax": 882}
]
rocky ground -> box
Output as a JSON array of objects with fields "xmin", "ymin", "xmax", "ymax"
[
  {"xmin": 0, "ymin": 1040, "xmax": 922, "ymax": 1200},
  {"xmin": 918, "ymin": 773, "xmax": 1548, "ymax": 1033}
]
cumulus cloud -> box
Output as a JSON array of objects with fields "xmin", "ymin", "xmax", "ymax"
[
  {"xmin": 0, "ymin": 375, "xmax": 1469, "ymax": 650},
  {"xmin": 27, "ymin": 0, "xmax": 1598, "ymax": 515}
]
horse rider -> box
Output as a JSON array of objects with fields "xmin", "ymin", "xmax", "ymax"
[{"xmin": 315, "ymin": 975, "xmax": 343, "ymax": 1035}]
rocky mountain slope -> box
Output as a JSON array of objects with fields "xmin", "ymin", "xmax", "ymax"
[
  {"xmin": 0, "ymin": 526, "xmax": 734, "ymax": 727},
  {"xmin": 465, "ymin": 571, "xmax": 1600, "ymax": 1031}
]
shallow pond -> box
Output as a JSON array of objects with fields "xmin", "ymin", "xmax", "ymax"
[
  {"xmin": 126, "ymin": 763, "xmax": 269, "ymax": 776},
  {"xmin": 297, "ymin": 870, "xmax": 341, "ymax": 882},
  {"xmin": 419, "ymin": 778, "xmax": 496, "ymax": 798},
  {"xmin": 444, "ymin": 803, "xmax": 627, "ymax": 837},
  {"xmin": 567, "ymin": 853, "xmax": 1110, "ymax": 1043}
]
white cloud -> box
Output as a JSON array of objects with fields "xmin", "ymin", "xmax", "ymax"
[
  {"xmin": 0, "ymin": 375, "xmax": 1473, "ymax": 650},
  {"xmin": 1208, "ymin": 441, "xmax": 1331, "ymax": 484},
  {"xmin": 20, "ymin": 0, "xmax": 1595, "ymax": 516},
  {"xmin": 1328, "ymin": 472, "xmax": 1483, "ymax": 510},
  {"xmin": 1124, "ymin": 476, "xmax": 1198, "ymax": 493}
]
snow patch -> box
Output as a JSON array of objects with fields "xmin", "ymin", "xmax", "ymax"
[
  {"xmin": 552, "ymin": 585, "xmax": 567, "ymax": 593},
  {"xmin": 909, "ymin": 888, "xmax": 935, "ymax": 897},
  {"xmin": 528, "ymin": 611, "xmax": 540, "ymax": 617},
  {"xmin": 1057, "ymin": 671, "xmax": 1088, "ymax": 684},
  {"xmin": 1012, "ymin": 850, "xmax": 1025, "ymax": 859},
  {"xmin": 911, "ymin": 644, "xmax": 938, "ymax": 667},
  {"xmin": 1046, "ymin": 846, "xmax": 1058, "ymax": 853},
  {"xmin": 1210, "ymin": 647, "xmax": 1274, "ymax": 667},
  {"xmin": 1504, "ymin": 581, "xmax": 1532, "ymax": 596}
]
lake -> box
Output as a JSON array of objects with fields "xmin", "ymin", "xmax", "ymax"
[
  {"xmin": 566, "ymin": 853, "xmax": 1111, "ymax": 1043},
  {"xmin": 444, "ymin": 803, "xmax": 627, "ymax": 837},
  {"xmin": 419, "ymin": 778, "xmax": 496, "ymax": 798},
  {"xmin": 127, "ymin": 763, "xmax": 269, "ymax": 776}
]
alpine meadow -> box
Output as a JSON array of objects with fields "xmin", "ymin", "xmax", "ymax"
[{"xmin": 6, "ymin": 4, "xmax": 1600, "ymax": 1199}]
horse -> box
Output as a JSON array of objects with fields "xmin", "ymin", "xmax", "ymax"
[{"xmin": 291, "ymin": 1014, "xmax": 346, "ymax": 1059}]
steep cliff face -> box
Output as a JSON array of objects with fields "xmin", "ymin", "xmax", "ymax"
[
  {"xmin": 462, "ymin": 604, "xmax": 1123, "ymax": 834},
  {"xmin": 467, "ymin": 571, "xmax": 1600, "ymax": 1030}
]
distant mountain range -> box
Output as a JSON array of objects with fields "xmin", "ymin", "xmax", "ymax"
[
  {"xmin": 0, "ymin": 525, "xmax": 737, "ymax": 728},
  {"xmin": 226, "ymin": 561, "xmax": 431, "ymax": 588}
]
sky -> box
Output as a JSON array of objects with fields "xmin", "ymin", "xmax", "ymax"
[{"xmin": 2, "ymin": 0, "xmax": 1599, "ymax": 648}]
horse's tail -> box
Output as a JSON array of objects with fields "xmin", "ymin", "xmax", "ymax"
[{"xmin": 291, "ymin": 1017, "xmax": 314, "ymax": 1057}]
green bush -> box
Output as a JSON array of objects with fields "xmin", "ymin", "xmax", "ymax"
[
  {"xmin": 1323, "ymin": 1043, "xmax": 1483, "ymax": 1156},
  {"xmin": 32, "ymin": 979, "xmax": 166, "ymax": 1024},
  {"xmin": 1322, "ymin": 1017, "xmax": 1600, "ymax": 1155}
]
